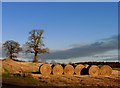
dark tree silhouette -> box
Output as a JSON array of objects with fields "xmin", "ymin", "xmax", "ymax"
[
  {"xmin": 25, "ymin": 30, "xmax": 49, "ymax": 62},
  {"xmin": 3, "ymin": 40, "xmax": 22, "ymax": 59}
]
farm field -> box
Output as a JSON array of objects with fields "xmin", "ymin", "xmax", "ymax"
[{"xmin": 0, "ymin": 58, "xmax": 120, "ymax": 88}]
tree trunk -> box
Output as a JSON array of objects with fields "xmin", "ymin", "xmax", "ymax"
[
  {"xmin": 33, "ymin": 52, "xmax": 39, "ymax": 62},
  {"xmin": 9, "ymin": 52, "xmax": 13, "ymax": 59},
  {"xmin": 10, "ymin": 45, "xmax": 13, "ymax": 59},
  {"xmin": 9, "ymin": 55, "xmax": 12, "ymax": 59}
]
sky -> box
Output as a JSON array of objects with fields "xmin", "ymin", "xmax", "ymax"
[
  {"xmin": 1, "ymin": 0, "xmax": 120, "ymax": 2},
  {"xmin": 2, "ymin": 2, "xmax": 119, "ymax": 62}
]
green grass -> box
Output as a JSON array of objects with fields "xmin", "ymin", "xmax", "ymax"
[
  {"xmin": 2, "ymin": 73, "xmax": 39, "ymax": 83},
  {"xmin": 15, "ymin": 75, "xmax": 39, "ymax": 83},
  {"xmin": 2, "ymin": 72, "xmax": 11, "ymax": 78}
]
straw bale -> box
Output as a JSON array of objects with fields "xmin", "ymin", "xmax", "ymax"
[
  {"xmin": 99, "ymin": 65, "xmax": 112, "ymax": 76},
  {"xmin": 75, "ymin": 64, "xmax": 85, "ymax": 75},
  {"xmin": 40, "ymin": 63, "xmax": 52, "ymax": 75},
  {"xmin": 52, "ymin": 64, "xmax": 63, "ymax": 75},
  {"xmin": 89, "ymin": 65, "xmax": 99, "ymax": 76},
  {"xmin": 63, "ymin": 64, "xmax": 74, "ymax": 75}
]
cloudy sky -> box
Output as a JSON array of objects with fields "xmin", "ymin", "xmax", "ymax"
[{"xmin": 2, "ymin": 2, "xmax": 119, "ymax": 62}]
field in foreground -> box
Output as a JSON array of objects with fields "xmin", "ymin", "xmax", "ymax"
[{"xmin": 0, "ymin": 58, "xmax": 120, "ymax": 88}]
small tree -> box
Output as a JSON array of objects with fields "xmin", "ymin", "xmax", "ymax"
[
  {"xmin": 25, "ymin": 30, "xmax": 49, "ymax": 62},
  {"xmin": 3, "ymin": 40, "xmax": 22, "ymax": 59}
]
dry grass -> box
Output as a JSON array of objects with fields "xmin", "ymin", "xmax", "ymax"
[{"xmin": 2, "ymin": 58, "xmax": 120, "ymax": 87}]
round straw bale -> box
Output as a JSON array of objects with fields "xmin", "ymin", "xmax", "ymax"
[
  {"xmin": 40, "ymin": 64, "xmax": 52, "ymax": 75},
  {"xmin": 70, "ymin": 63, "xmax": 77, "ymax": 68},
  {"xmin": 89, "ymin": 65, "xmax": 99, "ymax": 76},
  {"xmin": 64, "ymin": 64, "xmax": 74, "ymax": 75},
  {"xmin": 75, "ymin": 64, "xmax": 85, "ymax": 75},
  {"xmin": 99, "ymin": 65, "xmax": 112, "ymax": 76},
  {"xmin": 52, "ymin": 64, "xmax": 63, "ymax": 75},
  {"xmin": 39, "ymin": 64, "xmax": 44, "ymax": 73}
]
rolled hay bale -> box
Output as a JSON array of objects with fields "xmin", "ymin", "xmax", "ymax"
[
  {"xmin": 52, "ymin": 64, "xmax": 63, "ymax": 75},
  {"xmin": 63, "ymin": 64, "xmax": 74, "ymax": 75},
  {"xmin": 99, "ymin": 65, "xmax": 112, "ymax": 76},
  {"xmin": 69, "ymin": 63, "xmax": 77, "ymax": 68},
  {"xmin": 89, "ymin": 65, "xmax": 99, "ymax": 76},
  {"xmin": 40, "ymin": 63, "xmax": 52, "ymax": 75},
  {"xmin": 39, "ymin": 64, "xmax": 44, "ymax": 73},
  {"xmin": 75, "ymin": 64, "xmax": 85, "ymax": 75}
]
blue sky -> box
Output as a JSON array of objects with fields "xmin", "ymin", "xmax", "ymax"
[
  {"xmin": 2, "ymin": 2, "xmax": 118, "ymax": 50},
  {"xmin": 2, "ymin": 0, "xmax": 120, "ymax": 2},
  {"xmin": 2, "ymin": 2, "xmax": 119, "ymax": 62}
]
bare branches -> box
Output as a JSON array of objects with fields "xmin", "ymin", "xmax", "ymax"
[
  {"xmin": 25, "ymin": 29, "xmax": 49, "ymax": 62},
  {"xmin": 3, "ymin": 40, "xmax": 22, "ymax": 59},
  {"xmin": 2, "ymin": 29, "xmax": 49, "ymax": 62}
]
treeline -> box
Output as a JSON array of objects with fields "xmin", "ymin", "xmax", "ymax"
[
  {"xmin": 75, "ymin": 62, "xmax": 120, "ymax": 68},
  {"xmin": 50, "ymin": 62, "xmax": 120, "ymax": 68}
]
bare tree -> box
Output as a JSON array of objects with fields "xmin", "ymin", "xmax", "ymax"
[
  {"xmin": 3, "ymin": 40, "xmax": 22, "ymax": 59},
  {"xmin": 26, "ymin": 30, "xmax": 49, "ymax": 62}
]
